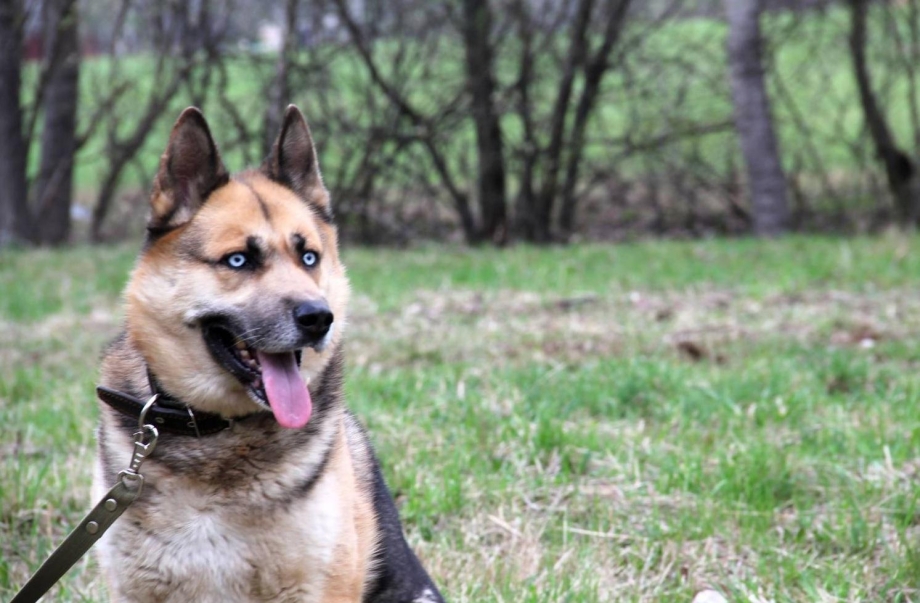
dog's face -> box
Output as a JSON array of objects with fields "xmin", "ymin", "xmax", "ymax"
[{"xmin": 124, "ymin": 106, "xmax": 349, "ymax": 427}]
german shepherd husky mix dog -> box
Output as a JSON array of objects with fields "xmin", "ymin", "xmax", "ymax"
[{"xmin": 92, "ymin": 106, "xmax": 444, "ymax": 603}]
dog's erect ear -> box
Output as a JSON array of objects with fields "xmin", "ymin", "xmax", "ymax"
[
  {"xmin": 263, "ymin": 105, "xmax": 330, "ymax": 218},
  {"xmin": 148, "ymin": 107, "xmax": 229, "ymax": 233}
]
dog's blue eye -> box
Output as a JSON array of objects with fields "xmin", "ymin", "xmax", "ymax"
[
  {"xmin": 302, "ymin": 251, "xmax": 318, "ymax": 267},
  {"xmin": 226, "ymin": 253, "xmax": 248, "ymax": 269}
]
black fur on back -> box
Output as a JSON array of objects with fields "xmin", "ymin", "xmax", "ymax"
[{"xmin": 362, "ymin": 448, "xmax": 445, "ymax": 603}]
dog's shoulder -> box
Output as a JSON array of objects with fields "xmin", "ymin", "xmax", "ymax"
[{"xmin": 343, "ymin": 412, "xmax": 445, "ymax": 603}]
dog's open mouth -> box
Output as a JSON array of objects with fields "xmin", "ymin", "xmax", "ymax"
[{"xmin": 202, "ymin": 322, "xmax": 312, "ymax": 429}]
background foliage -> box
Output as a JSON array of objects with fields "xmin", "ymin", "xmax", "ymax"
[{"xmin": 2, "ymin": 0, "xmax": 919, "ymax": 245}]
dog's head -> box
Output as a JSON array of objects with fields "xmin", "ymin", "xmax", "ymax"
[{"xmin": 124, "ymin": 106, "xmax": 350, "ymax": 428}]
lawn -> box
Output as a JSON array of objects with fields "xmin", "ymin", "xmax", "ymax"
[{"xmin": 2, "ymin": 235, "xmax": 920, "ymax": 601}]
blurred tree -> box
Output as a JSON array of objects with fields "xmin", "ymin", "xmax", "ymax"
[
  {"xmin": 263, "ymin": 0, "xmax": 300, "ymax": 156},
  {"xmin": 0, "ymin": 0, "xmax": 80, "ymax": 247},
  {"xmin": 461, "ymin": 0, "xmax": 508, "ymax": 244},
  {"xmin": 34, "ymin": 0, "xmax": 80, "ymax": 245},
  {"xmin": 725, "ymin": 0, "xmax": 789, "ymax": 236},
  {"xmin": 90, "ymin": 0, "xmax": 218, "ymax": 241},
  {"xmin": 848, "ymin": 0, "xmax": 918, "ymax": 225},
  {"xmin": 333, "ymin": 0, "xmax": 482, "ymax": 244},
  {"xmin": 557, "ymin": 0, "xmax": 633, "ymax": 238},
  {"xmin": 6, "ymin": 0, "xmax": 918, "ymax": 246},
  {"xmin": 0, "ymin": 0, "xmax": 31, "ymax": 245},
  {"xmin": 510, "ymin": 0, "xmax": 634, "ymax": 243}
]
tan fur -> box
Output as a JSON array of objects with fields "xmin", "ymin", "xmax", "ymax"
[
  {"xmin": 124, "ymin": 174, "xmax": 349, "ymax": 418},
  {"xmin": 318, "ymin": 423, "xmax": 379, "ymax": 602},
  {"xmin": 93, "ymin": 109, "xmax": 383, "ymax": 602},
  {"xmin": 94, "ymin": 408, "xmax": 378, "ymax": 602}
]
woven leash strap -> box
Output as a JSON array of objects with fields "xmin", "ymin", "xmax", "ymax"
[
  {"xmin": 9, "ymin": 395, "xmax": 159, "ymax": 603},
  {"xmin": 10, "ymin": 478, "xmax": 142, "ymax": 603}
]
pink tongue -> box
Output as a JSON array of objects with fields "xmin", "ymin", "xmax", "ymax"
[{"xmin": 255, "ymin": 351, "xmax": 312, "ymax": 429}]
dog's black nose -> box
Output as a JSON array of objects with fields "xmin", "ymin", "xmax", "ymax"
[{"xmin": 294, "ymin": 300, "xmax": 334, "ymax": 340}]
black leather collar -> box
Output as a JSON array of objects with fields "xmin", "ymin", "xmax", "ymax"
[{"xmin": 96, "ymin": 385, "xmax": 238, "ymax": 437}]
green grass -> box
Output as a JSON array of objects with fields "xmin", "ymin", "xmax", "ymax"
[{"xmin": 3, "ymin": 234, "xmax": 920, "ymax": 600}]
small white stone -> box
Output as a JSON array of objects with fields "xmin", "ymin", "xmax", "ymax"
[{"xmin": 692, "ymin": 590, "xmax": 729, "ymax": 603}]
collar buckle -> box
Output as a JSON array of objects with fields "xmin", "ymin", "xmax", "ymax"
[{"xmin": 186, "ymin": 406, "xmax": 202, "ymax": 439}]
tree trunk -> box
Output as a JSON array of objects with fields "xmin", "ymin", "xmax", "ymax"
[
  {"xmin": 525, "ymin": 0, "xmax": 595, "ymax": 243},
  {"xmin": 0, "ymin": 0, "xmax": 32, "ymax": 245},
  {"xmin": 263, "ymin": 0, "xmax": 298, "ymax": 156},
  {"xmin": 510, "ymin": 0, "xmax": 538, "ymax": 240},
  {"xmin": 558, "ymin": 0, "xmax": 632, "ymax": 239},
  {"xmin": 849, "ymin": 0, "xmax": 918, "ymax": 224},
  {"xmin": 725, "ymin": 0, "xmax": 789, "ymax": 236},
  {"xmin": 461, "ymin": 0, "xmax": 507, "ymax": 245},
  {"xmin": 34, "ymin": 0, "xmax": 80, "ymax": 246}
]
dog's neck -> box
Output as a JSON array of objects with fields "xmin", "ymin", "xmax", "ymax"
[
  {"xmin": 96, "ymin": 384, "xmax": 246, "ymax": 437},
  {"xmin": 95, "ymin": 333, "xmax": 348, "ymax": 495}
]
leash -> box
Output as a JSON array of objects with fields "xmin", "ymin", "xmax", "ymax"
[{"xmin": 9, "ymin": 395, "xmax": 160, "ymax": 603}]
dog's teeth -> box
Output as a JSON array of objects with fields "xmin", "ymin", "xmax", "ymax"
[
  {"xmin": 239, "ymin": 349, "xmax": 250, "ymax": 359},
  {"xmin": 235, "ymin": 340, "xmax": 246, "ymax": 350}
]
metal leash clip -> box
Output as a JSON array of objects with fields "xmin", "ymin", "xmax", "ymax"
[{"xmin": 117, "ymin": 394, "xmax": 159, "ymax": 496}]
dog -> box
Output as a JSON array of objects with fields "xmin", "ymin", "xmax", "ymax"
[{"xmin": 92, "ymin": 105, "xmax": 444, "ymax": 603}]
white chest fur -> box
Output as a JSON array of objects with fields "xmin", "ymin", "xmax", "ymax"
[
  {"xmin": 94, "ymin": 468, "xmax": 347, "ymax": 603},
  {"xmin": 91, "ymin": 409, "xmax": 359, "ymax": 603}
]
